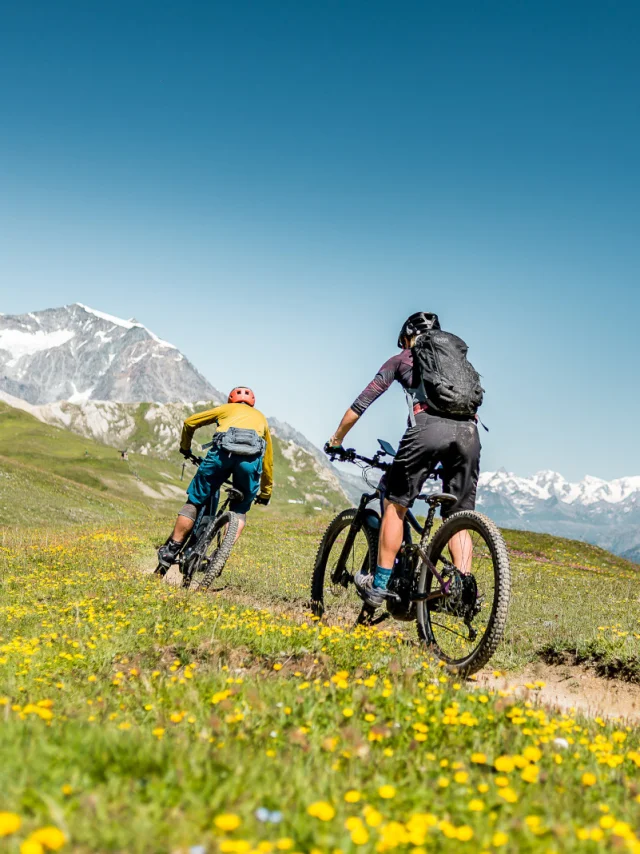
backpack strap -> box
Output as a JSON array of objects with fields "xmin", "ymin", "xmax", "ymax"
[{"xmin": 405, "ymin": 389, "xmax": 416, "ymax": 427}]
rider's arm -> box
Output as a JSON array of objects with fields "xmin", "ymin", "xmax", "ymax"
[
  {"xmin": 328, "ymin": 408, "xmax": 360, "ymax": 447},
  {"xmin": 351, "ymin": 354, "xmax": 402, "ymax": 416},
  {"xmin": 259, "ymin": 424, "xmax": 274, "ymax": 499},
  {"xmin": 328, "ymin": 355, "xmax": 402, "ymax": 446},
  {"xmin": 179, "ymin": 405, "xmax": 225, "ymax": 454}
]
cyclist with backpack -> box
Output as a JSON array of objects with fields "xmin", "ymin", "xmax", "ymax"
[
  {"xmin": 157, "ymin": 387, "xmax": 273, "ymax": 570},
  {"xmin": 327, "ymin": 312, "xmax": 483, "ymax": 609}
]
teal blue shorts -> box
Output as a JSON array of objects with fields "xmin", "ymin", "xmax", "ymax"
[{"xmin": 187, "ymin": 448, "xmax": 263, "ymax": 514}]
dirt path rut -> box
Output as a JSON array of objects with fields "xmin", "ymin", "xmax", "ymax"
[{"xmin": 477, "ymin": 662, "xmax": 640, "ymax": 723}]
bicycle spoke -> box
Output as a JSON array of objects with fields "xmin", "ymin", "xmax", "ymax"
[{"xmin": 429, "ymin": 620, "xmax": 473, "ymax": 642}]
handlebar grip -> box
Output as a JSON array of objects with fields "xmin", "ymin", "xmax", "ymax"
[{"xmin": 324, "ymin": 442, "xmax": 344, "ymax": 459}]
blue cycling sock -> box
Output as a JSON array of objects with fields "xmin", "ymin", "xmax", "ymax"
[{"xmin": 373, "ymin": 565, "xmax": 392, "ymax": 590}]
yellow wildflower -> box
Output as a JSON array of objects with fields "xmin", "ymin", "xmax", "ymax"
[
  {"xmin": 29, "ymin": 828, "xmax": 67, "ymax": 851},
  {"xmin": 494, "ymin": 755, "xmax": 515, "ymax": 773},
  {"xmin": 498, "ymin": 787, "xmax": 518, "ymax": 804},
  {"xmin": 307, "ymin": 801, "xmax": 335, "ymax": 821},
  {"xmin": 456, "ymin": 825, "xmax": 474, "ymax": 842},
  {"xmin": 0, "ymin": 813, "xmax": 21, "ymax": 836},
  {"xmin": 214, "ymin": 814, "xmax": 241, "ymax": 832},
  {"xmin": 521, "ymin": 764, "xmax": 540, "ymax": 783}
]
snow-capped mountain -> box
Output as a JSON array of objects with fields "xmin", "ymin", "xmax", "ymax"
[
  {"xmin": 476, "ymin": 469, "xmax": 640, "ymax": 563},
  {"xmin": 479, "ymin": 469, "xmax": 640, "ymax": 508},
  {"xmin": 0, "ymin": 304, "xmax": 221, "ymax": 404}
]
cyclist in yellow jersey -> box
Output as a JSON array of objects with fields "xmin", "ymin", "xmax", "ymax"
[{"xmin": 157, "ymin": 386, "xmax": 273, "ymax": 569}]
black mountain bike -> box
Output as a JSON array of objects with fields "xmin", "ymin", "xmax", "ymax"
[
  {"xmin": 154, "ymin": 454, "xmax": 241, "ymax": 591},
  {"xmin": 311, "ymin": 440, "xmax": 511, "ymax": 674}
]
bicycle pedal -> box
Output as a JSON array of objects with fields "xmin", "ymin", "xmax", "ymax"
[{"xmin": 370, "ymin": 613, "xmax": 391, "ymax": 626}]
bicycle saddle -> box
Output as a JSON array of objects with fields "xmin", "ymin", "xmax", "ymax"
[
  {"xmin": 424, "ymin": 493, "xmax": 457, "ymax": 508},
  {"xmin": 225, "ymin": 486, "xmax": 245, "ymax": 502}
]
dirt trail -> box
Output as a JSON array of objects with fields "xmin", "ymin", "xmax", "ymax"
[
  {"xmin": 141, "ymin": 554, "xmax": 640, "ymax": 723},
  {"xmin": 476, "ymin": 662, "xmax": 640, "ymax": 723}
]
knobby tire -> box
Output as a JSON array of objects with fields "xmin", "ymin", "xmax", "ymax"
[
  {"xmin": 416, "ymin": 510, "xmax": 511, "ymax": 675},
  {"xmin": 186, "ymin": 511, "xmax": 239, "ymax": 592},
  {"xmin": 310, "ymin": 508, "xmax": 378, "ymax": 619}
]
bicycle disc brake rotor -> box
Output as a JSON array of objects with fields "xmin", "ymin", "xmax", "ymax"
[{"xmin": 432, "ymin": 569, "xmax": 480, "ymax": 621}]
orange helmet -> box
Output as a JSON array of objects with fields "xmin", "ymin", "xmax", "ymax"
[{"xmin": 228, "ymin": 386, "xmax": 256, "ymax": 406}]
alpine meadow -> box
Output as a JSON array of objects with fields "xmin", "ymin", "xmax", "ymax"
[
  {"xmin": 3, "ymin": 3, "xmax": 640, "ymax": 851},
  {"xmin": 2, "ymin": 389, "xmax": 640, "ymax": 853}
]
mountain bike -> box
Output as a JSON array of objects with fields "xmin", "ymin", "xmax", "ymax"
[
  {"xmin": 154, "ymin": 454, "xmax": 241, "ymax": 591},
  {"xmin": 311, "ymin": 440, "xmax": 511, "ymax": 674}
]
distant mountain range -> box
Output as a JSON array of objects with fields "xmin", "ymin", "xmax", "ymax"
[
  {"xmin": 476, "ymin": 470, "xmax": 640, "ymax": 564},
  {"xmin": 1, "ymin": 303, "xmax": 638, "ymax": 561}
]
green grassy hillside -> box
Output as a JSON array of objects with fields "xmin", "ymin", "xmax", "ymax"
[
  {"xmin": 0, "ymin": 454, "xmax": 148, "ymax": 527},
  {"xmin": 0, "ymin": 400, "xmax": 347, "ymax": 521},
  {"xmin": 0, "ymin": 402, "xmax": 186, "ymax": 522}
]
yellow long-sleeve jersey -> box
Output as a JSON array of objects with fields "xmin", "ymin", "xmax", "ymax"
[{"xmin": 180, "ymin": 403, "xmax": 274, "ymax": 499}]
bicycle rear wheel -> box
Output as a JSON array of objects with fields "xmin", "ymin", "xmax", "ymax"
[
  {"xmin": 416, "ymin": 511, "xmax": 510, "ymax": 674},
  {"xmin": 185, "ymin": 511, "xmax": 239, "ymax": 592},
  {"xmin": 310, "ymin": 508, "xmax": 378, "ymax": 622}
]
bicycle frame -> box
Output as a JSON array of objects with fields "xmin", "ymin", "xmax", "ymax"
[
  {"xmin": 330, "ymin": 482, "xmax": 454, "ymax": 605},
  {"xmin": 178, "ymin": 455, "xmax": 243, "ymax": 567}
]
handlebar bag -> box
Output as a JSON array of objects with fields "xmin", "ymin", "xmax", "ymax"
[{"xmin": 214, "ymin": 427, "xmax": 266, "ymax": 456}]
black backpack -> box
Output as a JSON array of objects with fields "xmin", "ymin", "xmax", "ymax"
[{"xmin": 413, "ymin": 330, "xmax": 484, "ymax": 417}]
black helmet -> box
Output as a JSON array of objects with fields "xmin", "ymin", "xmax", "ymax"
[{"xmin": 397, "ymin": 312, "xmax": 440, "ymax": 347}]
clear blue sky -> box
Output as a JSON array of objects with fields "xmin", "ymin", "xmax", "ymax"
[{"xmin": 1, "ymin": 1, "xmax": 639, "ymax": 481}]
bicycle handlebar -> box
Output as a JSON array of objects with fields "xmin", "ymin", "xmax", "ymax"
[
  {"xmin": 182, "ymin": 451, "xmax": 204, "ymax": 467},
  {"xmin": 323, "ymin": 442, "xmax": 391, "ymax": 471}
]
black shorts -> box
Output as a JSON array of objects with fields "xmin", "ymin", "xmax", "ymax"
[{"xmin": 385, "ymin": 411, "xmax": 481, "ymax": 517}]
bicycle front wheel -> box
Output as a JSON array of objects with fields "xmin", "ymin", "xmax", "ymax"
[
  {"xmin": 186, "ymin": 511, "xmax": 239, "ymax": 592},
  {"xmin": 416, "ymin": 511, "xmax": 511, "ymax": 674},
  {"xmin": 310, "ymin": 508, "xmax": 378, "ymax": 622}
]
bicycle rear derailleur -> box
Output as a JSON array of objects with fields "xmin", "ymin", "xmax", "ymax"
[{"xmin": 431, "ymin": 566, "xmax": 483, "ymax": 640}]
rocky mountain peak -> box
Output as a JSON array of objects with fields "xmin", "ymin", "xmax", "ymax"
[{"xmin": 0, "ymin": 303, "xmax": 223, "ymax": 405}]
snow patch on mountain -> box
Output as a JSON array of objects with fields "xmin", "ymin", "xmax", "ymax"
[
  {"xmin": 77, "ymin": 304, "xmax": 177, "ymax": 349},
  {"xmin": 0, "ymin": 328, "xmax": 75, "ymax": 365}
]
